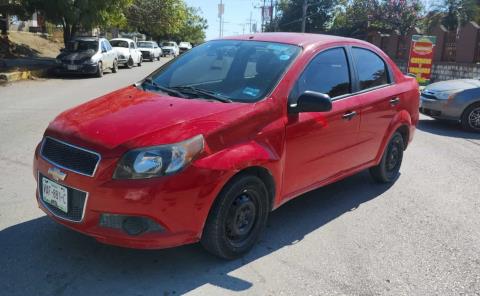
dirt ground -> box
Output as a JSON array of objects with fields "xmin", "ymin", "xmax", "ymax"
[{"xmin": 6, "ymin": 31, "xmax": 63, "ymax": 58}]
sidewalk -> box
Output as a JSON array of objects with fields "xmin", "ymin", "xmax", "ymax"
[{"xmin": 0, "ymin": 57, "xmax": 56, "ymax": 83}]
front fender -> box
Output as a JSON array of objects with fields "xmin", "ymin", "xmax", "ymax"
[{"xmin": 194, "ymin": 140, "xmax": 280, "ymax": 171}]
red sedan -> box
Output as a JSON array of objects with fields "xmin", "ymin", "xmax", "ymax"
[{"xmin": 33, "ymin": 33, "xmax": 419, "ymax": 259}]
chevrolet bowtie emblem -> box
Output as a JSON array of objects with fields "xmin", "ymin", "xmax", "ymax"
[{"xmin": 48, "ymin": 167, "xmax": 67, "ymax": 181}]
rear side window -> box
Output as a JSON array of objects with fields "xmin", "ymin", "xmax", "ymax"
[
  {"xmin": 292, "ymin": 47, "xmax": 351, "ymax": 99},
  {"xmin": 352, "ymin": 47, "xmax": 389, "ymax": 90}
]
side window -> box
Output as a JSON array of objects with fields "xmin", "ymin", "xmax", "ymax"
[
  {"xmin": 106, "ymin": 41, "xmax": 112, "ymax": 51},
  {"xmin": 352, "ymin": 47, "xmax": 389, "ymax": 90},
  {"xmin": 292, "ymin": 47, "xmax": 351, "ymax": 100},
  {"xmin": 101, "ymin": 41, "xmax": 108, "ymax": 52}
]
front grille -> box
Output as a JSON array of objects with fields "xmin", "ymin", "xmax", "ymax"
[
  {"xmin": 39, "ymin": 173, "xmax": 87, "ymax": 222},
  {"xmin": 41, "ymin": 137, "xmax": 100, "ymax": 176}
]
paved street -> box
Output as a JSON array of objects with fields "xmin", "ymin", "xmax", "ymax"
[{"xmin": 0, "ymin": 62, "xmax": 479, "ymax": 295}]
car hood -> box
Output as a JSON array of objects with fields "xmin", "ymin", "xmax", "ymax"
[
  {"xmin": 57, "ymin": 50, "xmax": 95, "ymax": 61},
  {"xmin": 425, "ymin": 79, "xmax": 480, "ymax": 92},
  {"xmin": 138, "ymin": 47, "xmax": 153, "ymax": 51},
  {"xmin": 46, "ymin": 86, "xmax": 254, "ymax": 155},
  {"xmin": 162, "ymin": 46, "xmax": 175, "ymax": 50}
]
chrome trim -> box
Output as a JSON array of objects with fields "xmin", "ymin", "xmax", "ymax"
[
  {"xmin": 40, "ymin": 136, "xmax": 102, "ymax": 177},
  {"xmin": 37, "ymin": 171, "xmax": 89, "ymax": 223}
]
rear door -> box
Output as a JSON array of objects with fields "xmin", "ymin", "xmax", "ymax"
[
  {"xmin": 350, "ymin": 47, "xmax": 401, "ymax": 163},
  {"xmin": 283, "ymin": 47, "xmax": 364, "ymax": 197}
]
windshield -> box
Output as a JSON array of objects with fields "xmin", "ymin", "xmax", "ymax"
[
  {"xmin": 162, "ymin": 42, "xmax": 175, "ymax": 47},
  {"xmin": 138, "ymin": 42, "xmax": 153, "ymax": 48},
  {"xmin": 110, "ymin": 40, "xmax": 129, "ymax": 48},
  {"xmin": 67, "ymin": 40, "xmax": 98, "ymax": 52},
  {"xmin": 145, "ymin": 40, "xmax": 300, "ymax": 103}
]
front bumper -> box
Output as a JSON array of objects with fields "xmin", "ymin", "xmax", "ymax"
[
  {"xmin": 56, "ymin": 63, "xmax": 98, "ymax": 75},
  {"xmin": 33, "ymin": 142, "xmax": 231, "ymax": 249},
  {"xmin": 141, "ymin": 51, "xmax": 153, "ymax": 59},
  {"xmin": 419, "ymin": 95, "xmax": 460, "ymax": 121}
]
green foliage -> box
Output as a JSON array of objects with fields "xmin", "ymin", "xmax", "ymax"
[
  {"xmin": 174, "ymin": 7, "xmax": 207, "ymax": 44},
  {"xmin": 270, "ymin": 0, "xmax": 339, "ymax": 33},
  {"xmin": 22, "ymin": 0, "xmax": 132, "ymax": 45}
]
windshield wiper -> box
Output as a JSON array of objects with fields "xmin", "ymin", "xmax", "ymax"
[
  {"xmin": 142, "ymin": 78, "xmax": 187, "ymax": 98},
  {"xmin": 171, "ymin": 86, "xmax": 233, "ymax": 103}
]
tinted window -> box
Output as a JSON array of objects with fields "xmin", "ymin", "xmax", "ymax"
[
  {"xmin": 292, "ymin": 48, "xmax": 351, "ymax": 99},
  {"xmin": 352, "ymin": 47, "xmax": 389, "ymax": 90},
  {"xmin": 110, "ymin": 40, "xmax": 128, "ymax": 48},
  {"xmin": 147, "ymin": 40, "xmax": 300, "ymax": 102}
]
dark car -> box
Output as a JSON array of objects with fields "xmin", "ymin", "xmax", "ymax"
[{"xmin": 55, "ymin": 37, "xmax": 118, "ymax": 77}]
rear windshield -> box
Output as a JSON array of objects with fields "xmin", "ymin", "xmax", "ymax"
[
  {"xmin": 145, "ymin": 40, "xmax": 301, "ymax": 103},
  {"xmin": 137, "ymin": 42, "xmax": 153, "ymax": 48},
  {"xmin": 110, "ymin": 40, "xmax": 129, "ymax": 48}
]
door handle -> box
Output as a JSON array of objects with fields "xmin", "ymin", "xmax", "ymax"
[
  {"xmin": 390, "ymin": 97, "xmax": 400, "ymax": 106},
  {"xmin": 342, "ymin": 111, "xmax": 357, "ymax": 120}
]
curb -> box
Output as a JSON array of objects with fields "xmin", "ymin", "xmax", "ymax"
[{"xmin": 0, "ymin": 68, "xmax": 51, "ymax": 83}]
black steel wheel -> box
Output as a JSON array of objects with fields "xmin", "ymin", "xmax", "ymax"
[
  {"xmin": 201, "ymin": 174, "xmax": 270, "ymax": 259},
  {"xmin": 126, "ymin": 57, "xmax": 134, "ymax": 69},
  {"xmin": 96, "ymin": 62, "xmax": 103, "ymax": 78},
  {"xmin": 112, "ymin": 60, "xmax": 118, "ymax": 73},
  {"xmin": 369, "ymin": 132, "xmax": 404, "ymax": 183}
]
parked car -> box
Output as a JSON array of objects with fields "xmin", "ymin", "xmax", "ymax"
[
  {"xmin": 161, "ymin": 41, "xmax": 179, "ymax": 57},
  {"xmin": 110, "ymin": 38, "xmax": 143, "ymax": 68},
  {"xmin": 55, "ymin": 37, "xmax": 118, "ymax": 77},
  {"xmin": 420, "ymin": 79, "xmax": 480, "ymax": 131},
  {"xmin": 34, "ymin": 33, "xmax": 419, "ymax": 259},
  {"xmin": 137, "ymin": 41, "xmax": 162, "ymax": 61},
  {"xmin": 178, "ymin": 41, "xmax": 192, "ymax": 54}
]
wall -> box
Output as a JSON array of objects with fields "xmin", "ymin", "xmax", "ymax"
[{"xmin": 395, "ymin": 60, "xmax": 480, "ymax": 82}]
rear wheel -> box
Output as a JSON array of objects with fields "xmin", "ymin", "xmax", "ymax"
[
  {"xmin": 461, "ymin": 103, "xmax": 480, "ymax": 132},
  {"xmin": 137, "ymin": 56, "xmax": 142, "ymax": 67},
  {"xmin": 201, "ymin": 174, "xmax": 270, "ymax": 259},
  {"xmin": 369, "ymin": 132, "xmax": 404, "ymax": 183}
]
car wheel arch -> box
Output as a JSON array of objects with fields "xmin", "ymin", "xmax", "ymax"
[{"xmin": 375, "ymin": 110, "xmax": 412, "ymax": 164}]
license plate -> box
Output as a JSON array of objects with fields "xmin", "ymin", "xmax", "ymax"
[
  {"xmin": 67, "ymin": 65, "xmax": 79, "ymax": 70},
  {"xmin": 42, "ymin": 178, "xmax": 68, "ymax": 213}
]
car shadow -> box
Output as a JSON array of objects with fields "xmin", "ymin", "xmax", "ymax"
[
  {"xmin": 0, "ymin": 171, "xmax": 395, "ymax": 295},
  {"xmin": 417, "ymin": 118, "xmax": 480, "ymax": 140}
]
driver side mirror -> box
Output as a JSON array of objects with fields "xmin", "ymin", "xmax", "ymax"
[{"xmin": 289, "ymin": 91, "xmax": 332, "ymax": 113}]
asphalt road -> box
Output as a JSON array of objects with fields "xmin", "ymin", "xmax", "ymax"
[{"xmin": 1, "ymin": 61, "xmax": 479, "ymax": 295}]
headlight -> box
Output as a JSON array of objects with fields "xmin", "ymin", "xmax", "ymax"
[
  {"xmin": 113, "ymin": 135, "xmax": 204, "ymax": 179},
  {"xmin": 435, "ymin": 90, "xmax": 458, "ymax": 100}
]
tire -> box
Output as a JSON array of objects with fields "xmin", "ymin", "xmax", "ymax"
[
  {"xmin": 157, "ymin": 55, "xmax": 161, "ymax": 61},
  {"xmin": 369, "ymin": 132, "xmax": 404, "ymax": 183},
  {"xmin": 138, "ymin": 57, "xmax": 142, "ymax": 67},
  {"xmin": 461, "ymin": 102, "xmax": 480, "ymax": 132},
  {"xmin": 96, "ymin": 62, "xmax": 103, "ymax": 78},
  {"xmin": 126, "ymin": 57, "xmax": 133, "ymax": 69},
  {"xmin": 201, "ymin": 174, "xmax": 270, "ymax": 259},
  {"xmin": 112, "ymin": 60, "xmax": 118, "ymax": 73}
]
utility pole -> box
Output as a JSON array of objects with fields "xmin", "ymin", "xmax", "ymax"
[
  {"xmin": 218, "ymin": 0, "xmax": 224, "ymax": 37},
  {"xmin": 249, "ymin": 11, "xmax": 253, "ymax": 33},
  {"xmin": 301, "ymin": 0, "xmax": 308, "ymax": 33}
]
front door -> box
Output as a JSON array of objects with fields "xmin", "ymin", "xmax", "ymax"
[{"xmin": 283, "ymin": 47, "xmax": 364, "ymax": 197}]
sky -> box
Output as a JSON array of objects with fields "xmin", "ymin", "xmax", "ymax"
[{"xmin": 185, "ymin": 0, "xmax": 266, "ymax": 40}]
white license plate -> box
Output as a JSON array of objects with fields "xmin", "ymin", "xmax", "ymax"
[
  {"xmin": 42, "ymin": 178, "xmax": 68, "ymax": 213},
  {"xmin": 67, "ymin": 65, "xmax": 79, "ymax": 70}
]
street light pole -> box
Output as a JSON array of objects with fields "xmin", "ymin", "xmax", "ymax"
[{"xmin": 301, "ymin": 0, "xmax": 308, "ymax": 33}]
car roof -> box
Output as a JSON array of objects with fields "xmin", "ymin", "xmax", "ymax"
[
  {"xmin": 138, "ymin": 41, "xmax": 154, "ymax": 43},
  {"xmin": 218, "ymin": 32, "xmax": 370, "ymax": 48},
  {"xmin": 111, "ymin": 38, "xmax": 134, "ymax": 42}
]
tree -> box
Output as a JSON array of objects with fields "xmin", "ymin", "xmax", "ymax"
[
  {"xmin": 441, "ymin": 0, "xmax": 479, "ymax": 31},
  {"xmin": 126, "ymin": 0, "xmax": 187, "ymax": 40},
  {"xmin": 269, "ymin": 0, "xmax": 338, "ymax": 33},
  {"xmin": 22, "ymin": 0, "xmax": 132, "ymax": 46},
  {"xmin": 174, "ymin": 7, "xmax": 207, "ymax": 44}
]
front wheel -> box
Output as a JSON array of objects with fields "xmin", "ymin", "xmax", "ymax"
[
  {"xmin": 112, "ymin": 60, "xmax": 118, "ymax": 73},
  {"xmin": 137, "ymin": 56, "xmax": 142, "ymax": 67},
  {"xmin": 126, "ymin": 57, "xmax": 134, "ymax": 69},
  {"xmin": 201, "ymin": 174, "xmax": 270, "ymax": 259},
  {"xmin": 96, "ymin": 62, "xmax": 103, "ymax": 78},
  {"xmin": 369, "ymin": 132, "xmax": 404, "ymax": 183},
  {"xmin": 461, "ymin": 103, "xmax": 480, "ymax": 132}
]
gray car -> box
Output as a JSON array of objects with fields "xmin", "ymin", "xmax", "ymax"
[{"xmin": 420, "ymin": 79, "xmax": 480, "ymax": 131}]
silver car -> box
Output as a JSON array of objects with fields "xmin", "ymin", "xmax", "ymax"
[{"xmin": 420, "ymin": 79, "xmax": 480, "ymax": 131}]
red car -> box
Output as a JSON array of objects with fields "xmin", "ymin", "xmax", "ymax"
[{"xmin": 33, "ymin": 33, "xmax": 419, "ymax": 259}]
